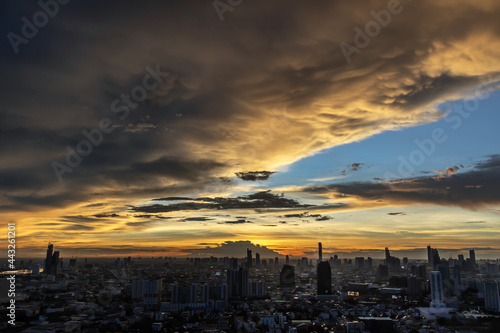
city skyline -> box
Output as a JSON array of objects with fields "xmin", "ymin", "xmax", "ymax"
[
  {"xmin": 1, "ymin": 1, "xmax": 500, "ymax": 260},
  {"xmin": 14, "ymin": 241, "xmax": 491, "ymax": 262}
]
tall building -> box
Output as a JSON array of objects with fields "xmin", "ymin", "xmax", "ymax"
[
  {"xmin": 201, "ymin": 284, "xmax": 210, "ymax": 303},
  {"xmin": 366, "ymin": 257, "xmax": 373, "ymax": 270},
  {"xmin": 246, "ymin": 248, "xmax": 252, "ymax": 268},
  {"xmin": 453, "ymin": 265, "xmax": 462, "ymax": 296},
  {"xmin": 249, "ymin": 281, "xmax": 266, "ymax": 297},
  {"xmin": 430, "ymin": 271, "xmax": 446, "ymax": 308},
  {"xmin": 484, "ymin": 280, "xmax": 500, "ymax": 312},
  {"xmin": 427, "ymin": 245, "xmax": 432, "ymax": 266},
  {"xmin": 280, "ymin": 265, "xmax": 295, "ymax": 287},
  {"xmin": 170, "ymin": 284, "xmax": 191, "ymax": 304},
  {"xmin": 317, "ymin": 261, "xmax": 332, "ymax": 295},
  {"xmin": 384, "ymin": 247, "xmax": 401, "ymax": 271},
  {"xmin": 44, "ymin": 243, "xmax": 53, "ymax": 274},
  {"xmin": 417, "ymin": 264, "xmax": 427, "ymax": 279},
  {"xmin": 132, "ymin": 279, "xmax": 162, "ymax": 308},
  {"xmin": 385, "ymin": 247, "xmax": 391, "ymax": 262},
  {"xmin": 227, "ymin": 267, "xmax": 249, "ymax": 298},
  {"xmin": 189, "ymin": 284, "xmax": 198, "ymax": 303},
  {"xmin": 285, "ymin": 255, "xmax": 289, "ymax": 265},
  {"xmin": 355, "ymin": 257, "xmax": 365, "ymax": 271},
  {"xmin": 377, "ymin": 265, "xmax": 389, "ymax": 280},
  {"xmin": 407, "ymin": 276, "xmax": 422, "ymax": 298},
  {"xmin": 52, "ymin": 251, "xmax": 60, "ymax": 274},
  {"xmin": 437, "ymin": 264, "xmax": 451, "ymax": 297},
  {"xmin": 44, "ymin": 243, "xmax": 60, "ymax": 275},
  {"xmin": 427, "ymin": 245, "xmax": 441, "ymax": 270},
  {"xmin": 255, "ymin": 253, "xmax": 261, "ymax": 267},
  {"xmin": 318, "ymin": 242, "xmax": 323, "ymax": 262},
  {"xmin": 469, "ymin": 249, "xmax": 476, "ymax": 267}
]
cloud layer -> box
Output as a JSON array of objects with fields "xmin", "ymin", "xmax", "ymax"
[{"xmin": 1, "ymin": 0, "xmax": 500, "ymax": 257}]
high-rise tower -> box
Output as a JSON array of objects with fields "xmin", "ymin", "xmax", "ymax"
[
  {"xmin": 318, "ymin": 242, "xmax": 323, "ymax": 262},
  {"xmin": 317, "ymin": 261, "xmax": 332, "ymax": 295}
]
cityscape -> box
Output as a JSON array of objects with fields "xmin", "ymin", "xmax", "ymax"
[{"xmin": 1, "ymin": 242, "xmax": 499, "ymax": 332}]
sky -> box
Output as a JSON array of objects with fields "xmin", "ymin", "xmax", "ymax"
[{"xmin": 1, "ymin": 0, "xmax": 500, "ymax": 260}]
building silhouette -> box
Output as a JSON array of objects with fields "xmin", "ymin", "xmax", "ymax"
[
  {"xmin": 318, "ymin": 242, "xmax": 322, "ymax": 262},
  {"xmin": 430, "ymin": 271, "xmax": 446, "ymax": 308},
  {"xmin": 317, "ymin": 261, "xmax": 332, "ymax": 295},
  {"xmin": 280, "ymin": 265, "xmax": 295, "ymax": 287},
  {"xmin": 132, "ymin": 279, "xmax": 162, "ymax": 308},
  {"xmin": 44, "ymin": 243, "xmax": 60, "ymax": 275},
  {"xmin": 469, "ymin": 249, "xmax": 476, "ymax": 267},
  {"xmin": 246, "ymin": 248, "xmax": 252, "ymax": 268},
  {"xmin": 227, "ymin": 267, "xmax": 249, "ymax": 298},
  {"xmin": 484, "ymin": 280, "xmax": 500, "ymax": 312}
]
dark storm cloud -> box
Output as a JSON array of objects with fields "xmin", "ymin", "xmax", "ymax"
[
  {"xmin": 1, "ymin": 0, "xmax": 500, "ymax": 215},
  {"xmin": 218, "ymin": 219, "xmax": 252, "ymax": 224},
  {"xmin": 235, "ymin": 171, "xmax": 276, "ymax": 181},
  {"xmin": 128, "ymin": 157, "xmax": 226, "ymax": 181},
  {"xmin": 303, "ymin": 155, "xmax": 500, "ymax": 209},
  {"xmin": 181, "ymin": 217, "xmax": 214, "ymax": 222},
  {"xmin": 94, "ymin": 213, "xmax": 120, "ymax": 218},
  {"xmin": 280, "ymin": 212, "xmax": 332, "ymax": 220},
  {"xmin": 132, "ymin": 191, "xmax": 308, "ymax": 213}
]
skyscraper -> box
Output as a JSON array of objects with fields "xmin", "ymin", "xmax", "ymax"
[
  {"xmin": 280, "ymin": 265, "xmax": 295, "ymax": 287},
  {"xmin": 227, "ymin": 267, "xmax": 249, "ymax": 298},
  {"xmin": 52, "ymin": 251, "xmax": 60, "ymax": 275},
  {"xmin": 318, "ymin": 242, "xmax": 323, "ymax": 262},
  {"xmin": 132, "ymin": 279, "xmax": 162, "ymax": 308},
  {"xmin": 437, "ymin": 264, "xmax": 451, "ymax": 297},
  {"xmin": 246, "ymin": 248, "xmax": 252, "ymax": 268},
  {"xmin": 427, "ymin": 245, "xmax": 432, "ymax": 267},
  {"xmin": 44, "ymin": 243, "xmax": 60, "ymax": 275},
  {"xmin": 407, "ymin": 276, "xmax": 422, "ymax": 298},
  {"xmin": 317, "ymin": 261, "xmax": 332, "ymax": 295},
  {"xmin": 453, "ymin": 265, "xmax": 461, "ymax": 296},
  {"xmin": 229, "ymin": 257, "xmax": 238, "ymax": 269},
  {"xmin": 255, "ymin": 253, "xmax": 261, "ymax": 267},
  {"xmin": 285, "ymin": 255, "xmax": 289, "ymax": 265},
  {"xmin": 355, "ymin": 257, "xmax": 365, "ymax": 271},
  {"xmin": 427, "ymin": 245, "xmax": 441, "ymax": 270},
  {"xmin": 469, "ymin": 249, "xmax": 476, "ymax": 267},
  {"xmin": 430, "ymin": 271, "xmax": 446, "ymax": 308},
  {"xmin": 484, "ymin": 280, "xmax": 500, "ymax": 312},
  {"xmin": 44, "ymin": 243, "xmax": 53, "ymax": 274}
]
